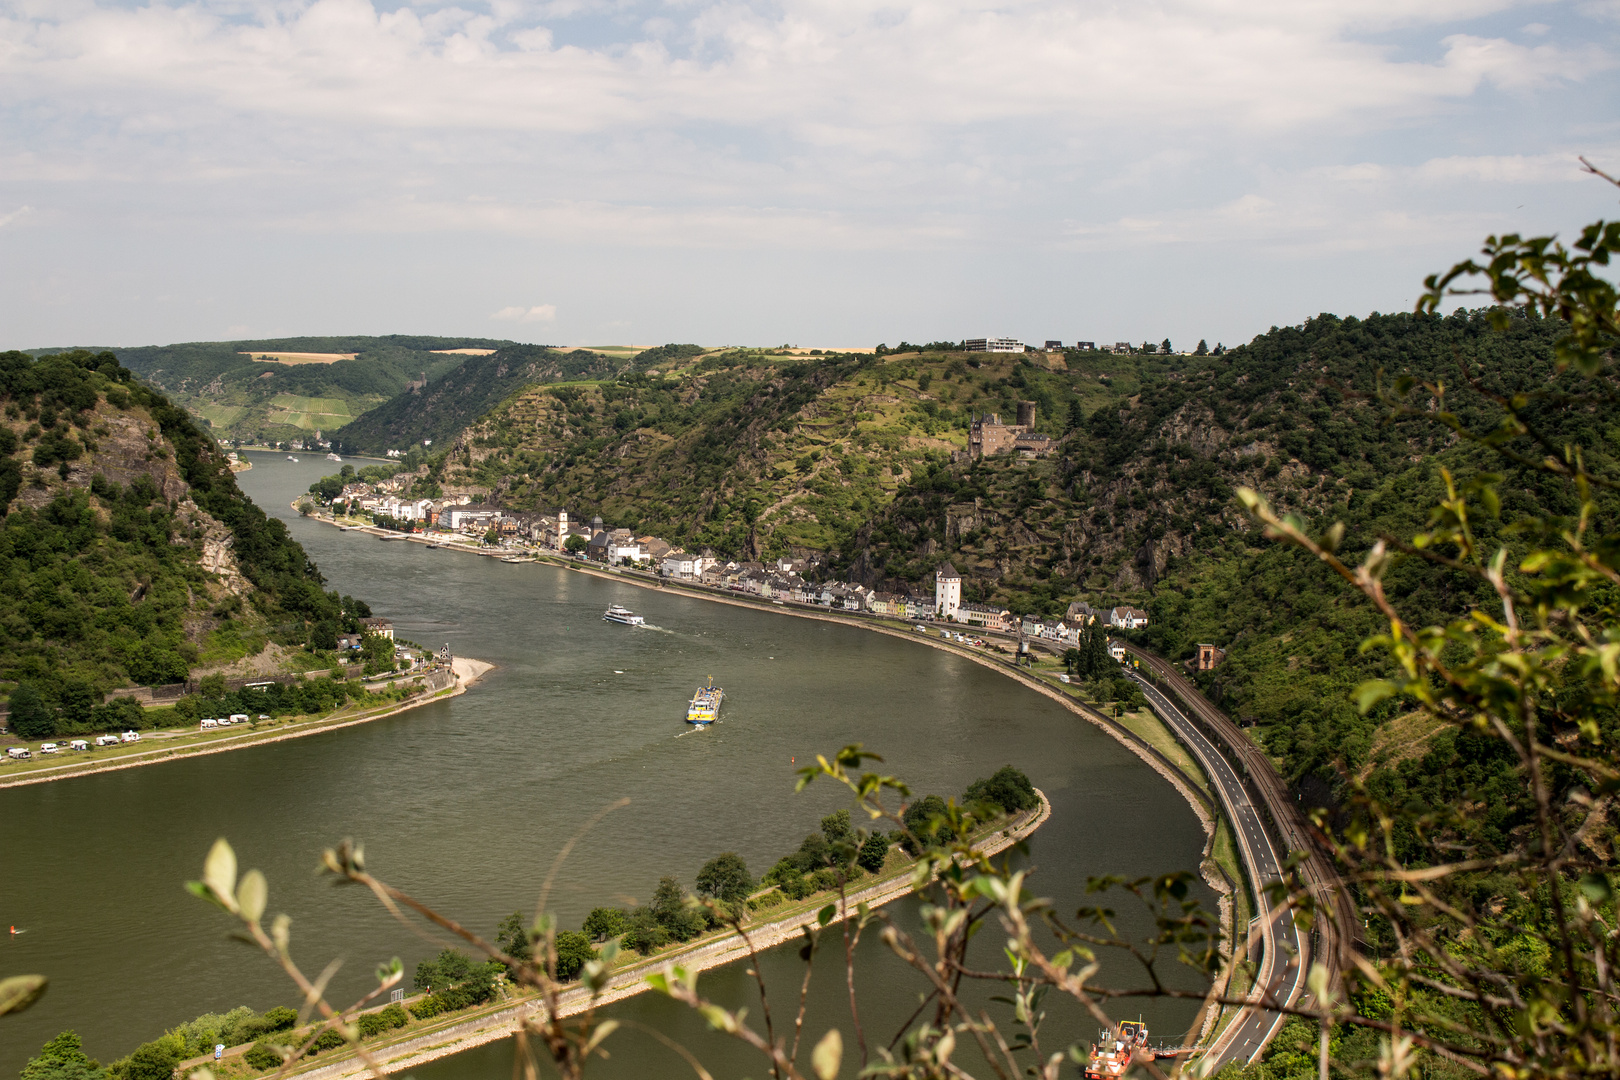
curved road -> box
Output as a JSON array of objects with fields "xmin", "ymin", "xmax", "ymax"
[{"xmin": 1127, "ymin": 672, "xmax": 1306, "ymax": 1069}]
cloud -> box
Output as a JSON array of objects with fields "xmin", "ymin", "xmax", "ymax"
[
  {"xmin": 492, "ymin": 304, "xmax": 557, "ymax": 323},
  {"xmin": 0, "ymin": 206, "xmax": 34, "ymax": 229}
]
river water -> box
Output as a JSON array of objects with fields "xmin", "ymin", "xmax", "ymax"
[{"xmin": 0, "ymin": 452, "xmax": 1213, "ymax": 1078}]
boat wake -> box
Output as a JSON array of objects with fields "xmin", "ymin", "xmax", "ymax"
[{"xmin": 638, "ymin": 624, "xmax": 675, "ymax": 634}]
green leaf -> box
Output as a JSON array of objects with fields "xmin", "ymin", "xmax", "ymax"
[
  {"xmin": 0, "ymin": 974, "xmax": 47, "ymax": 1016},
  {"xmin": 1354, "ymin": 680, "xmax": 1397, "ymax": 714},
  {"xmin": 812, "ymin": 1028, "xmax": 843, "ymax": 1080},
  {"xmin": 817, "ymin": 903, "xmax": 837, "ymax": 927},
  {"xmin": 1580, "ymin": 873, "xmax": 1613, "ymax": 904},
  {"xmin": 237, "ymin": 869, "xmax": 268, "ymax": 924},
  {"xmin": 203, "ymin": 838, "xmax": 237, "ymax": 909}
]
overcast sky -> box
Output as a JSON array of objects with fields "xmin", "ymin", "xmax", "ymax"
[{"xmin": 2, "ymin": 0, "xmax": 1617, "ymax": 351}]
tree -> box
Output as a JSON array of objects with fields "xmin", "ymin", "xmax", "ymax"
[
  {"xmin": 564, "ymin": 535, "xmax": 588, "ymax": 554},
  {"xmin": 581, "ymin": 906, "xmax": 628, "ymax": 941},
  {"xmin": 695, "ymin": 853, "xmax": 753, "ymax": 903},
  {"xmin": 1160, "ymin": 338, "xmax": 1173, "ymax": 354},
  {"xmin": 900, "ymin": 794, "xmax": 955, "ymax": 851},
  {"xmin": 1194, "ymin": 338, "xmax": 1209, "ymax": 356},
  {"xmin": 495, "ymin": 911, "xmax": 532, "ymax": 965},
  {"xmin": 1065, "ymin": 398, "xmax": 1084, "ymax": 434},
  {"xmin": 963, "ymin": 765, "xmax": 1037, "ymax": 814},
  {"xmin": 856, "ymin": 832, "xmax": 890, "ymax": 873},
  {"xmin": 553, "ymin": 931, "xmax": 594, "ymax": 981},
  {"xmin": 9, "ymin": 684, "xmax": 54, "ymax": 739},
  {"xmin": 819, "ymin": 809, "xmax": 853, "ymax": 846},
  {"xmin": 21, "ymin": 1031, "xmax": 103, "ymax": 1080},
  {"xmin": 118, "ymin": 1042, "xmax": 178, "ymax": 1080}
]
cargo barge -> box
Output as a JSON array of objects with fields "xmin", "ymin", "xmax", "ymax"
[{"xmin": 686, "ymin": 677, "xmax": 723, "ymax": 724}]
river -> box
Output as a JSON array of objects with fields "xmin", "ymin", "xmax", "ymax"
[{"xmin": 0, "ymin": 452, "xmax": 1214, "ymax": 1078}]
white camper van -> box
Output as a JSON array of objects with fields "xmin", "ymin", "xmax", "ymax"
[
  {"xmin": 200, "ymin": 718, "xmax": 218, "ymax": 729},
  {"xmin": 39, "ymin": 743, "xmax": 59, "ymax": 754},
  {"xmin": 121, "ymin": 731, "xmax": 140, "ymax": 743},
  {"xmin": 95, "ymin": 734, "xmax": 120, "ymax": 747}
]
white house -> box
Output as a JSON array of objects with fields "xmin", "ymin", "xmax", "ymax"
[
  {"xmin": 1108, "ymin": 606, "xmax": 1150, "ymax": 630},
  {"xmin": 934, "ymin": 562, "xmax": 962, "ymax": 621},
  {"xmin": 661, "ymin": 551, "xmax": 706, "ymax": 578}
]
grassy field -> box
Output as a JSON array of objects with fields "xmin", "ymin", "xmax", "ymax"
[
  {"xmin": 194, "ymin": 402, "xmax": 246, "ymax": 428},
  {"xmin": 245, "ymin": 352, "xmax": 357, "ymax": 364},
  {"xmin": 266, "ymin": 394, "xmax": 361, "ymax": 430}
]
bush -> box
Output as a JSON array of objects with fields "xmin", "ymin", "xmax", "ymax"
[
  {"xmin": 305, "ymin": 1029, "xmax": 345, "ymax": 1055},
  {"xmin": 779, "ymin": 874, "xmax": 813, "ymax": 900},
  {"xmin": 259, "ymin": 1006, "xmax": 297, "ymax": 1033},
  {"xmin": 748, "ymin": 890, "xmax": 786, "ymax": 912},
  {"xmin": 812, "ymin": 868, "xmax": 841, "ymax": 892},
  {"xmin": 377, "ymin": 1003, "xmax": 408, "ymax": 1030},
  {"xmin": 408, "ymin": 998, "xmax": 443, "ymax": 1021},
  {"xmin": 243, "ymin": 1042, "xmax": 283, "ymax": 1071},
  {"xmin": 356, "ymin": 1012, "xmax": 389, "ymax": 1039}
]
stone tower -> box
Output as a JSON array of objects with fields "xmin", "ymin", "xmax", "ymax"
[
  {"xmin": 935, "ymin": 562, "xmax": 962, "ymax": 621},
  {"xmin": 1016, "ymin": 400, "xmax": 1036, "ymax": 429}
]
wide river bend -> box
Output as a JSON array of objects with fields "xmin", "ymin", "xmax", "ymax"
[{"xmin": 0, "ymin": 452, "xmax": 1211, "ymax": 1078}]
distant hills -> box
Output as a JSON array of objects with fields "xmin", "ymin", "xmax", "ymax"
[{"xmin": 60, "ymin": 335, "xmax": 522, "ymax": 444}]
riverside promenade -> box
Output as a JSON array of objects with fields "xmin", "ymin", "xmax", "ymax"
[{"xmin": 287, "ymin": 791, "xmax": 1052, "ymax": 1080}]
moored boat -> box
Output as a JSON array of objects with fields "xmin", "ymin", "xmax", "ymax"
[
  {"xmin": 686, "ymin": 677, "xmax": 723, "ymax": 724},
  {"xmin": 603, "ymin": 605, "xmax": 645, "ymax": 625}
]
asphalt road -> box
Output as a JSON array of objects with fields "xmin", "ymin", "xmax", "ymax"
[{"xmin": 1128, "ymin": 672, "xmax": 1306, "ymax": 1069}]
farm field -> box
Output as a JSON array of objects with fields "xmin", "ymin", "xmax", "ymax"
[
  {"xmin": 242, "ymin": 351, "xmax": 357, "ymax": 363},
  {"xmin": 265, "ymin": 394, "xmax": 366, "ymax": 430}
]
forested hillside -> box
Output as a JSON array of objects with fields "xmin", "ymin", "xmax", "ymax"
[
  {"xmin": 85, "ymin": 335, "xmax": 516, "ymax": 444},
  {"xmin": 0, "ymin": 349, "xmax": 367, "ymax": 722},
  {"xmin": 329, "ymin": 344, "xmax": 660, "ymax": 453},
  {"xmin": 373, "ymin": 311, "xmax": 1607, "ymax": 809},
  {"xmin": 419, "ymin": 345, "xmax": 1157, "ymax": 552}
]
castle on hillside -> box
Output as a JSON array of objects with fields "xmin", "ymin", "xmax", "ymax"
[{"xmin": 967, "ymin": 401, "xmax": 1052, "ymax": 459}]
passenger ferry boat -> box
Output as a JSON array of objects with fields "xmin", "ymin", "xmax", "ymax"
[
  {"xmin": 603, "ymin": 605, "xmax": 645, "ymax": 626},
  {"xmin": 1084, "ymin": 1021, "xmax": 1173, "ymax": 1079},
  {"xmin": 686, "ymin": 677, "xmax": 723, "ymax": 724}
]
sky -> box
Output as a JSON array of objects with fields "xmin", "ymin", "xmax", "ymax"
[{"xmin": 1, "ymin": 0, "xmax": 1618, "ymax": 351}]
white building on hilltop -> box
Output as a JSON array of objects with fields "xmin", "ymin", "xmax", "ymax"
[{"xmin": 935, "ymin": 562, "xmax": 962, "ymax": 621}]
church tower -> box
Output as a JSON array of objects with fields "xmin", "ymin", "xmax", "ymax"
[{"xmin": 935, "ymin": 562, "xmax": 962, "ymax": 621}]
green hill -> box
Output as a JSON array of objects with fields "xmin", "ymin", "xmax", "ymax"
[
  {"xmin": 328, "ymin": 344, "xmax": 667, "ymax": 453},
  {"xmin": 0, "ymin": 348, "xmax": 368, "ymax": 720},
  {"xmin": 47, "ymin": 335, "xmax": 522, "ymax": 445},
  {"xmin": 370, "ymin": 313, "xmax": 1608, "ymax": 805}
]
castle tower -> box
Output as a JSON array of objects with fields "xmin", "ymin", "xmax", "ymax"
[
  {"xmin": 935, "ymin": 562, "xmax": 962, "ymax": 621},
  {"xmin": 1016, "ymin": 400, "xmax": 1036, "ymax": 429}
]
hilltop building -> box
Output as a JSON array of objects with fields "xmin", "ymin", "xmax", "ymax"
[
  {"xmin": 935, "ymin": 562, "xmax": 962, "ymax": 621},
  {"xmin": 964, "ymin": 337, "xmax": 1025, "ymax": 353},
  {"xmin": 968, "ymin": 401, "xmax": 1050, "ymax": 459}
]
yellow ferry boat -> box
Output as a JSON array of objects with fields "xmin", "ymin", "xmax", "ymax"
[{"xmin": 686, "ymin": 677, "xmax": 723, "ymax": 725}]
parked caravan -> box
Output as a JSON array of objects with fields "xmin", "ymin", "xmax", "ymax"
[
  {"xmin": 200, "ymin": 718, "xmax": 218, "ymax": 729},
  {"xmin": 229, "ymin": 714, "xmax": 249, "ymax": 724},
  {"xmin": 69, "ymin": 739, "xmax": 89, "ymax": 751},
  {"xmin": 7, "ymin": 747, "xmax": 30, "ymax": 760},
  {"xmin": 121, "ymin": 731, "xmax": 140, "ymax": 743},
  {"xmin": 95, "ymin": 735, "xmax": 120, "ymax": 747}
]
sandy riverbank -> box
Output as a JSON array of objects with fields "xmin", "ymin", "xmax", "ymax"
[
  {"xmin": 0, "ymin": 661, "xmax": 493, "ymax": 791},
  {"xmin": 296, "ymin": 790, "xmax": 1053, "ymax": 1080}
]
